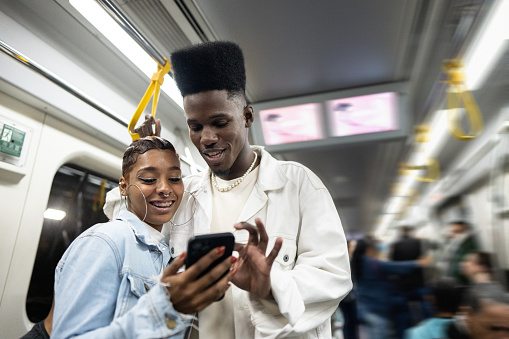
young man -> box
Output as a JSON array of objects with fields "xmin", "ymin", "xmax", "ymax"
[
  {"xmin": 171, "ymin": 41, "xmax": 351, "ymax": 338},
  {"xmin": 108, "ymin": 41, "xmax": 352, "ymax": 338}
]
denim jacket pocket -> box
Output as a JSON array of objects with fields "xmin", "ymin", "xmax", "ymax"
[{"xmin": 126, "ymin": 273, "xmax": 155, "ymax": 298}]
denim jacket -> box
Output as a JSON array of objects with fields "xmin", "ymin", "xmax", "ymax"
[{"xmin": 52, "ymin": 210, "xmax": 189, "ymax": 338}]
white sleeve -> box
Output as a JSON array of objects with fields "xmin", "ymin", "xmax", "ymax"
[
  {"xmin": 103, "ymin": 187, "xmax": 123, "ymax": 220},
  {"xmin": 249, "ymin": 188, "xmax": 352, "ymax": 338}
]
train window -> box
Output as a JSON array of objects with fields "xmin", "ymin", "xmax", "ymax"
[{"xmin": 26, "ymin": 164, "xmax": 118, "ymax": 322}]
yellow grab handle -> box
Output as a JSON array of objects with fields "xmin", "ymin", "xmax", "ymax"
[
  {"xmin": 416, "ymin": 158, "xmax": 440, "ymax": 183},
  {"xmin": 399, "ymin": 158, "xmax": 440, "ymax": 182},
  {"xmin": 442, "ymin": 60, "xmax": 483, "ymax": 140},
  {"xmin": 129, "ymin": 59, "xmax": 172, "ymax": 140},
  {"xmin": 93, "ymin": 179, "xmax": 108, "ymax": 212},
  {"xmin": 446, "ymin": 86, "xmax": 483, "ymax": 140}
]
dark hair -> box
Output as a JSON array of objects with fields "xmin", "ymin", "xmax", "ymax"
[
  {"xmin": 170, "ymin": 41, "xmax": 246, "ymax": 100},
  {"xmin": 432, "ymin": 278, "xmax": 465, "ymax": 314},
  {"xmin": 448, "ymin": 220, "xmax": 470, "ymax": 230},
  {"xmin": 351, "ymin": 237, "xmax": 376, "ymax": 281},
  {"xmin": 122, "ymin": 137, "xmax": 178, "ymax": 177},
  {"xmin": 473, "ymin": 251, "xmax": 493, "ymax": 273},
  {"xmin": 400, "ymin": 225, "xmax": 414, "ymax": 234}
]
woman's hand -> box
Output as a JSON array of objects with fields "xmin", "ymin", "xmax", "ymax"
[
  {"xmin": 161, "ymin": 247, "xmax": 235, "ymax": 314},
  {"xmin": 231, "ymin": 218, "xmax": 282, "ymax": 300}
]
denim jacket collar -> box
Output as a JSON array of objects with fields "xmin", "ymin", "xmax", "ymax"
[{"xmin": 116, "ymin": 210, "xmax": 165, "ymax": 247}]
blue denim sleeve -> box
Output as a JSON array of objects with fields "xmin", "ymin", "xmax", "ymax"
[
  {"xmin": 379, "ymin": 259, "xmax": 418, "ymax": 275},
  {"xmin": 52, "ymin": 233, "xmax": 189, "ymax": 338}
]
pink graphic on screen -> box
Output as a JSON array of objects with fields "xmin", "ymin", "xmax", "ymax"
[
  {"xmin": 259, "ymin": 103, "xmax": 323, "ymax": 145},
  {"xmin": 327, "ymin": 92, "xmax": 398, "ymax": 137}
]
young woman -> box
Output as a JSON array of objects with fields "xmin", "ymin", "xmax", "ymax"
[{"xmin": 52, "ymin": 137, "xmax": 235, "ymax": 338}]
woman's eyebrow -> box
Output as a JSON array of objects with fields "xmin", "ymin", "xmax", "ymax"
[{"xmin": 137, "ymin": 166, "xmax": 181, "ymax": 173}]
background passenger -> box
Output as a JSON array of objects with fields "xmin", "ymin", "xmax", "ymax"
[
  {"xmin": 52, "ymin": 137, "xmax": 235, "ymax": 338},
  {"xmin": 446, "ymin": 282, "xmax": 509, "ymax": 339},
  {"xmin": 389, "ymin": 225, "xmax": 432, "ymax": 338},
  {"xmin": 20, "ymin": 300, "xmax": 53, "ymax": 339},
  {"xmin": 461, "ymin": 251, "xmax": 495, "ymax": 284},
  {"xmin": 337, "ymin": 240, "xmax": 359, "ymax": 339},
  {"xmin": 351, "ymin": 236, "xmax": 430, "ymax": 339},
  {"xmin": 438, "ymin": 220, "xmax": 479, "ymax": 284},
  {"xmin": 404, "ymin": 278, "xmax": 464, "ymax": 339}
]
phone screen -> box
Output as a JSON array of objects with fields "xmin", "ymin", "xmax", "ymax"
[{"xmin": 185, "ymin": 232, "xmax": 235, "ymax": 278}]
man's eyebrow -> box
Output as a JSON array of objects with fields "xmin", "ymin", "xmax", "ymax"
[{"xmin": 187, "ymin": 114, "xmax": 228, "ymax": 124}]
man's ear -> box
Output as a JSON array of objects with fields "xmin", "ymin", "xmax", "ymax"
[
  {"xmin": 119, "ymin": 177, "xmax": 127, "ymax": 196},
  {"xmin": 243, "ymin": 105, "xmax": 254, "ymax": 128}
]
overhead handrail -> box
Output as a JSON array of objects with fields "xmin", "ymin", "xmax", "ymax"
[
  {"xmin": 94, "ymin": 0, "xmax": 175, "ymax": 140},
  {"xmin": 442, "ymin": 59, "xmax": 484, "ymax": 140},
  {"xmin": 128, "ymin": 59, "xmax": 172, "ymax": 140},
  {"xmin": 0, "ymin": 39, "xmax": 129, "ymax": 127},
  {"xmin": 96, "ymin": 0, "xmax": 166, "ymax": 67}
]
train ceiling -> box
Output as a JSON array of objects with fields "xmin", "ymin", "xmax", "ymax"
[{"xmin": 0, "ymin": 0, "xmax": 500, "ymax": 235}]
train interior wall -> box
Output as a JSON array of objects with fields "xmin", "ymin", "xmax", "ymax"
[{"xmin": 0, "ymin": 90, "xmax": 125, "ymax": 337}]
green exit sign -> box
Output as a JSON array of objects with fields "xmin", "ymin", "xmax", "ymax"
[{"xmin": 1, "ymin": 124, "xmax": 26, "ymax": 157}]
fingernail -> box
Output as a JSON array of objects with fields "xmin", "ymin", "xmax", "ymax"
[
  {"xmin": 179, "ymin": 251, "xmax": 186, "ymax": 259},
  {"xmin": 225, "ymin": 283, "xmax": 231, "ymax": 292},
  {"xmin": 230, "ymin": 256, "xmax": 237, "ymax": 264},
  {"xmin": 217, "ymin": 246, "xmax": 225, "ymax": 255}
]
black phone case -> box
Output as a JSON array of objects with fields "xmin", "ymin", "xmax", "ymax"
[{"xmin": 185, "ymin": 232, "xmax": 235, "ymax": 278}]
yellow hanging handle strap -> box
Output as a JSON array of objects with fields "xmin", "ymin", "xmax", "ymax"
[
  {"xmin": 93, "ymin": 179, "xmax": 108, "ymax": 212},
  {"xmin": 128, "ymin": 59, "xmax": 172, "ymax": 140},
  {"xmin": 442, "ymin": 59, "xmax": 483, "ymax": 140},
  {"xmin": 399, "ymin": 158, "xmax": 440, "ymax": 182}
]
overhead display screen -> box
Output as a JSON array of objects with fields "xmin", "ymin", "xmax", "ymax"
[
  {"xmin": 252, "ymin": 83, "xmax": 407, "ymax": 151},
  {"xmin": 259, "ymin": 103, "xmax": 323, "ymax": 145},
  {"xmin": 326, "ymin": 92, "xmax": 398, "ymax": 137}
]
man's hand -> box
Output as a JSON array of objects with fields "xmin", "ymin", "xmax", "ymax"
[
  {"xmin": 161, "ymin": 247, "xmax": 235, "ymax": 314},
  {"xmin": 231, "ymin": 218, "xmax": 283, "ymax": 300},
  {"xmin": 134, "ymin": 115, "xmax": 161, "ymax": 138}
]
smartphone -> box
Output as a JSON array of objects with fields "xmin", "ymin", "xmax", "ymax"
[{"xmin": 185, "ymin": 232, "xmax": 235, "ymax": 279}]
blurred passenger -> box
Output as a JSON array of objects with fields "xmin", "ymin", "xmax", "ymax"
[
  {"xmin": 337, "ymin": 240, "xmax": 359, "ymax": 339},
  {"xmin": 351, "ymin": 237, "xmax": 430, "ymax": 339},
  {"xmin": 447, "ymin": 282, "xmax": 509, "ymax": 339},
  {"xmin": 389, "ymin": 225, "xmax": 432, "ymax": 338},
  {"xmin": 461, "ymin": 251, "xmax": 494, "ymax": 284},
  {"xmin": 404, "ymin": 278, "xmax": 464, "ymax": 339},
  {"xmin": 439, "ymin": 220, "xmax": 479, "ymax": 284},
  {"xmin": 20, "ymin": 300, "xmax": 53, "ymax": 338}
]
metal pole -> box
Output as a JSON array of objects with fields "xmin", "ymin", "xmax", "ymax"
[
  {"xmin": 95, "ymin": 0, "xmax": 167, "ymax": 67},
  {"xmin": 0, "ymin": 39, "xmax": 129, "ymax": 127}
]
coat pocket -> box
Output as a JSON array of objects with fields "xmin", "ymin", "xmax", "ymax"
[
  {"xmin": 271, "ymin": 237, "xmax": 297, "ymax": 270},
  {"xmin": 126, "ymin": 273, "xmax": 155, "ymax": 298}
]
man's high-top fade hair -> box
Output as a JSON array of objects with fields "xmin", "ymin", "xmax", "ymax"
[
  {"xmin": 170, "ymin": 41, "xmax": 246, "ymax": 100},
  {"xmin": 122, "ymin": 136, "xmax": 178, "ymax": 177}
]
